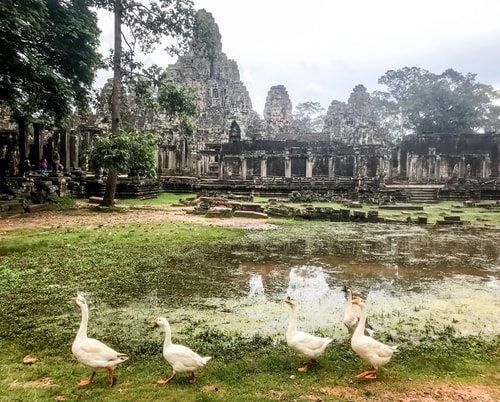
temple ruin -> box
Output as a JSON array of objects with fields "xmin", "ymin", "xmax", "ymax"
[{"xmin": 1, "ymin": 8, "xmax": 499, "ymax": 209}]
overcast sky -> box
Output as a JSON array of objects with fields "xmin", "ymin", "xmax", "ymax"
[{"xmin": 97, "ymin": 0, "xmax": 500, "ymax": 116}]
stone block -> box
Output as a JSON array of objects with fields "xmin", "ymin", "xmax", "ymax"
[{"xmin": 233, "ymin": 210, "xmax": 268, "ymax": 219}]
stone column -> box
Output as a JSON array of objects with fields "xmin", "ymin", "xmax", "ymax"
[
  {"xmin": 482, "ymin": 156, "xmax": 491, "ymax": 178},
  {"xmin": 70, "ymin": 131, "xmax": 79, "ymax": 169},
  {"xmin": 436, "ymin": 155, "xmax": 441, "ymax": 181},
  {"xmin": 60, "ymin": 128, "xmax": 70, "ymax": 173},
  {"xmin": 414, "ymin": 156, "xmax": 419, "ymax": 182},
  {"xmin": 460, "ymin": 156, "xmax": 466, "ymax": 178},
  {"xmin": 305, "ymin": 155, "xmax": 313, "ymax": 178},
  {"xmin": 397, "ymin": 147, "xmax": 401, "ymax": 176},
  {"xmin": 427, "ymin": 155, "xmax": 433, "ymax": 181},
  {"xmin": 406, "ymin": 153, "xmax": 411, "ymax": 180},
  {"xmin": 218, "ymin": 157, "xmax": 224, "ymax": 179},
  {"xmin": 167, "ymin": 150, "xmax": 175, "ymax": 171},
  {"xmin": 328, "ymin": 156, "xmax": 334, "ymax": 178},
  {"xmin": 284, "ymin": 156, "xmax": 291, "ymax": 178},
  {"xmin": 260, "ymin": 156, "xmax": 267, "ymax": 178},
  {"xmin": 240, "ymin": 157, "xmax": 247, "ymax": 180}
]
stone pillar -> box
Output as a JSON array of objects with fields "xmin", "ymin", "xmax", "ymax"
[
  {"xmin": 416, "ymin": 156, "xmax": 423, "ymax": 182},
  {"xmin": 436, "ymin": 155, "xmax": 441, "ymax": 181},
  {"xmin": 260, "ymin": 156, "xmax": 267, "ymax": 178},
  {"xmin": 406, "ymin": 152, "xmax": 412, "ymax": 180},
  {"xmin": 284, "ymin": 156, "xmax": 291, "ymax": 178},
  {"xmin": 70, "ymin": 131, "xmax": 79, "ymax": 169},
  {"xmin": 482, "ymin": 156, "xmax": 491, "ymax": 178},
  {"xmin": 305, "ymin": 155, "xmax": 313, "ymax": 178},
  {"xmin": 240, "ymin": 157, "xmax": 247, "ymax": 180},
  {"xmin": 429, "ymin": 156, "xmax": 434, "ymax": 181},
  {"xmin": 60, "ymin": 129, "xmax": 70, "ymax": 173},
  {"xmin": 397, "ymin": 147, "xmax": 401, "ymax": 176},
  {"xmin": 202, "ymin": 154, "xmax": 209, "ymax": 177},
  {"xmin": 328, "ymin": 156, "xmax": 335, "ymax": 178},
  {"xmin": 218, "ymin": 157, "xmax": 224, "ymax": 179}
]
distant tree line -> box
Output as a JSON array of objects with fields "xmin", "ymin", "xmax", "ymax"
[{"xmin": 294, "ymin": 67, "xmax": 500, "ymax": 138}]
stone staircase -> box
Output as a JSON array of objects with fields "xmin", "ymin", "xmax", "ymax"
[{"xmin": 386, "ymin": 184, "xmax": 443, "ymax": 203}]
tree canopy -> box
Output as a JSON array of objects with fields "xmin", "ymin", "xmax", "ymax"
[
  {"xmin": 94, "ymin": 65, "xmax": 199, "ymax": 135},
  {"xmin": 373, "ymin": 67, "xmax": 500, "ymax": 136},
  {"xmin": 0, "ymin": 0, "xmax": 102, "ymax": 122},
  {"xmin": 85, "ymin": 130, "xmax": 161, "ymax": 178},
  {"xmin": 292, "ymin": 102, "xmax": 326, "ymax": 134}
]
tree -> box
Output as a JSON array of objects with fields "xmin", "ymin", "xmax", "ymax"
[
  {"xmin": 292, "ymin": 102, "xmax": 326, "ymax": 134},
  {"xmin": 85, "ymin": 130, "xmax": 161, "ymax": 179},
  {"xmin": 93, "ymin": 0, "xmax": 196, "ymax": 206},
  {"xmin": 89, "ymin": 67, "xmax": 198, "ymax": 191},
  {"xmin": 93, "ymin": 64, "xmax": 199, "ymax": 141},
  {"xmin": 123, "ymin": 65, "xmax": 199, "ymax": 134},
  {"xmin": 373, "ymin": 67, "xmax": 500, "ymax": 137},
  {"xmin": 0, "ymin": 0, "xmax": 102, "ymax": 123}
]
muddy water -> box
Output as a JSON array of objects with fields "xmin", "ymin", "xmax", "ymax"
[{"xmin": 146, "ymin": 224, "xmax": 500, "ymax": 340}]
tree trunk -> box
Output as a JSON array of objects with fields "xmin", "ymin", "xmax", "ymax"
[
  {"xmin": 101, "ymin": 166, "xmax": 118, "ymax": 206},
  {"xmin": 16, "ymin": 116, "xmax": 27, "ymax": 161},
  {"xmin": 101, "ymin": 0, "xmax": 122, "ymax": 207},
  {"xmin": 111, "ymin": 0, "xmax": 122, "ymax": 136}
]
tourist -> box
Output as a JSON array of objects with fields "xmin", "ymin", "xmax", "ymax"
[
  {"xmin": 21, "ymin": 159, "xmax": 32, "ymax": 176},
  {"xmin": 39, "ymin": 157, "xmax": 47, "ymax": 174}
]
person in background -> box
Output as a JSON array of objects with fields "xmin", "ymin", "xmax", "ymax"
[
  {"xmin": 21, "ymin": 158, "xmax": 32, "ymax": 176},
  {"xmin": 39, "ymin": 157, "xmax": 47, "ymax": 174}
]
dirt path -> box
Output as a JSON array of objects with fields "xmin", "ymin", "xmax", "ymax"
[{"xmin": 0, "ymin": 201, "xmax": 275, "ymax": 234}]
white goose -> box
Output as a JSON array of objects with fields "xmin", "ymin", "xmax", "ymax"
[
  {"xmin": 284, "ymin": 296, "xmax": 333, "ymax": 372},
  {"xmin": 342, "ymin": 286, "xmax": 374, "ymax": 341},
  {"xmin": 152, "ymin": 317, "xmax": 212, "ymax": 384},
  {"xmin": 350, "ymin": 296, "xmax": 397, "ymax": 379},
  {"xmin": 342, "ymin": 286, "xmax": 359, "ymax": 339},
  {"xmin": 71, "ymin": 295, "xmax": 128, "ymax": 386}
]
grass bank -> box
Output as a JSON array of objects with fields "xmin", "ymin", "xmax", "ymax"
[{"xmin": 0, "ymin": 198, "xmax": 499, "ymax": 401}]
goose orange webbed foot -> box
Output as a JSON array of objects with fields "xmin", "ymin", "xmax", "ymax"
[
  {"xmin": 77, "ymin": 372, "xmax": 95, "ymax": 387},
  {"xmin": 189, "ymin": 372, "xmax": 197, "ymax": 383},
  {"xmin": 157, "ymin": 373, "xmax": 176, "ymax": 385},
  {"xmin": 297, "ymin": 363, "xmax": 309, "ymax": 372},
  {"xmin": 355, "ymin": 369, "xmax": 377, "ymax": 379}
]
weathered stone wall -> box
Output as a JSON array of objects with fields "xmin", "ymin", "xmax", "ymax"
[{"xmin": 399, "ymin": 133, "xmax": 500, "ymax": 180}]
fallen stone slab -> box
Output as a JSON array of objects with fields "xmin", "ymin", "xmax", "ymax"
[{"xmin": 233, "ymin": 210, "xmax": 268, "ymax": 219}]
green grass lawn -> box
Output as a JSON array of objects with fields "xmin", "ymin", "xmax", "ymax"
[{"xmin": 1, "ymin": 195, "xmax": 499, "ymax": 401}]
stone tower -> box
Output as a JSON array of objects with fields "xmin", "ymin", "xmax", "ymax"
[
  {"xmin": 324, "ymin": 84, "xmax": 386, "ymax": 145},
  {"xmin": 263, "ymin": 85, "xmax": 293, "ymax": 139},
  {"xmin": 166, "ymin": 9, "xmax": 263, "ymax": 144}
]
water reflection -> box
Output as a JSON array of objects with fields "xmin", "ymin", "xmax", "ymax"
[
  {"xmin": 137, "ymin": 225, "xmax": 500, "ymax": 339},
  {"xmin": 248, "ymin": 274, "xmax": 265, "ymax": 300},
  {"xmin": 286, "ymin": 265, "xmax": 330, "ymax": 303}
]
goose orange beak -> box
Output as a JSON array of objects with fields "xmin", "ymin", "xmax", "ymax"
[{"xmin": 152, "ymin": 318, "xmax": 158, "ymax": 325}]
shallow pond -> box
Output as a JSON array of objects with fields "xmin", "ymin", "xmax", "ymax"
[{"xmin": 130, "ymin": 223, "xmax": 500, "ymax": 341}]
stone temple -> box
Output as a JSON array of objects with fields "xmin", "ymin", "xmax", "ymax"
[{"xmin": 0, "ymin": 8, "xmax": 499, "ymax": 204}]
